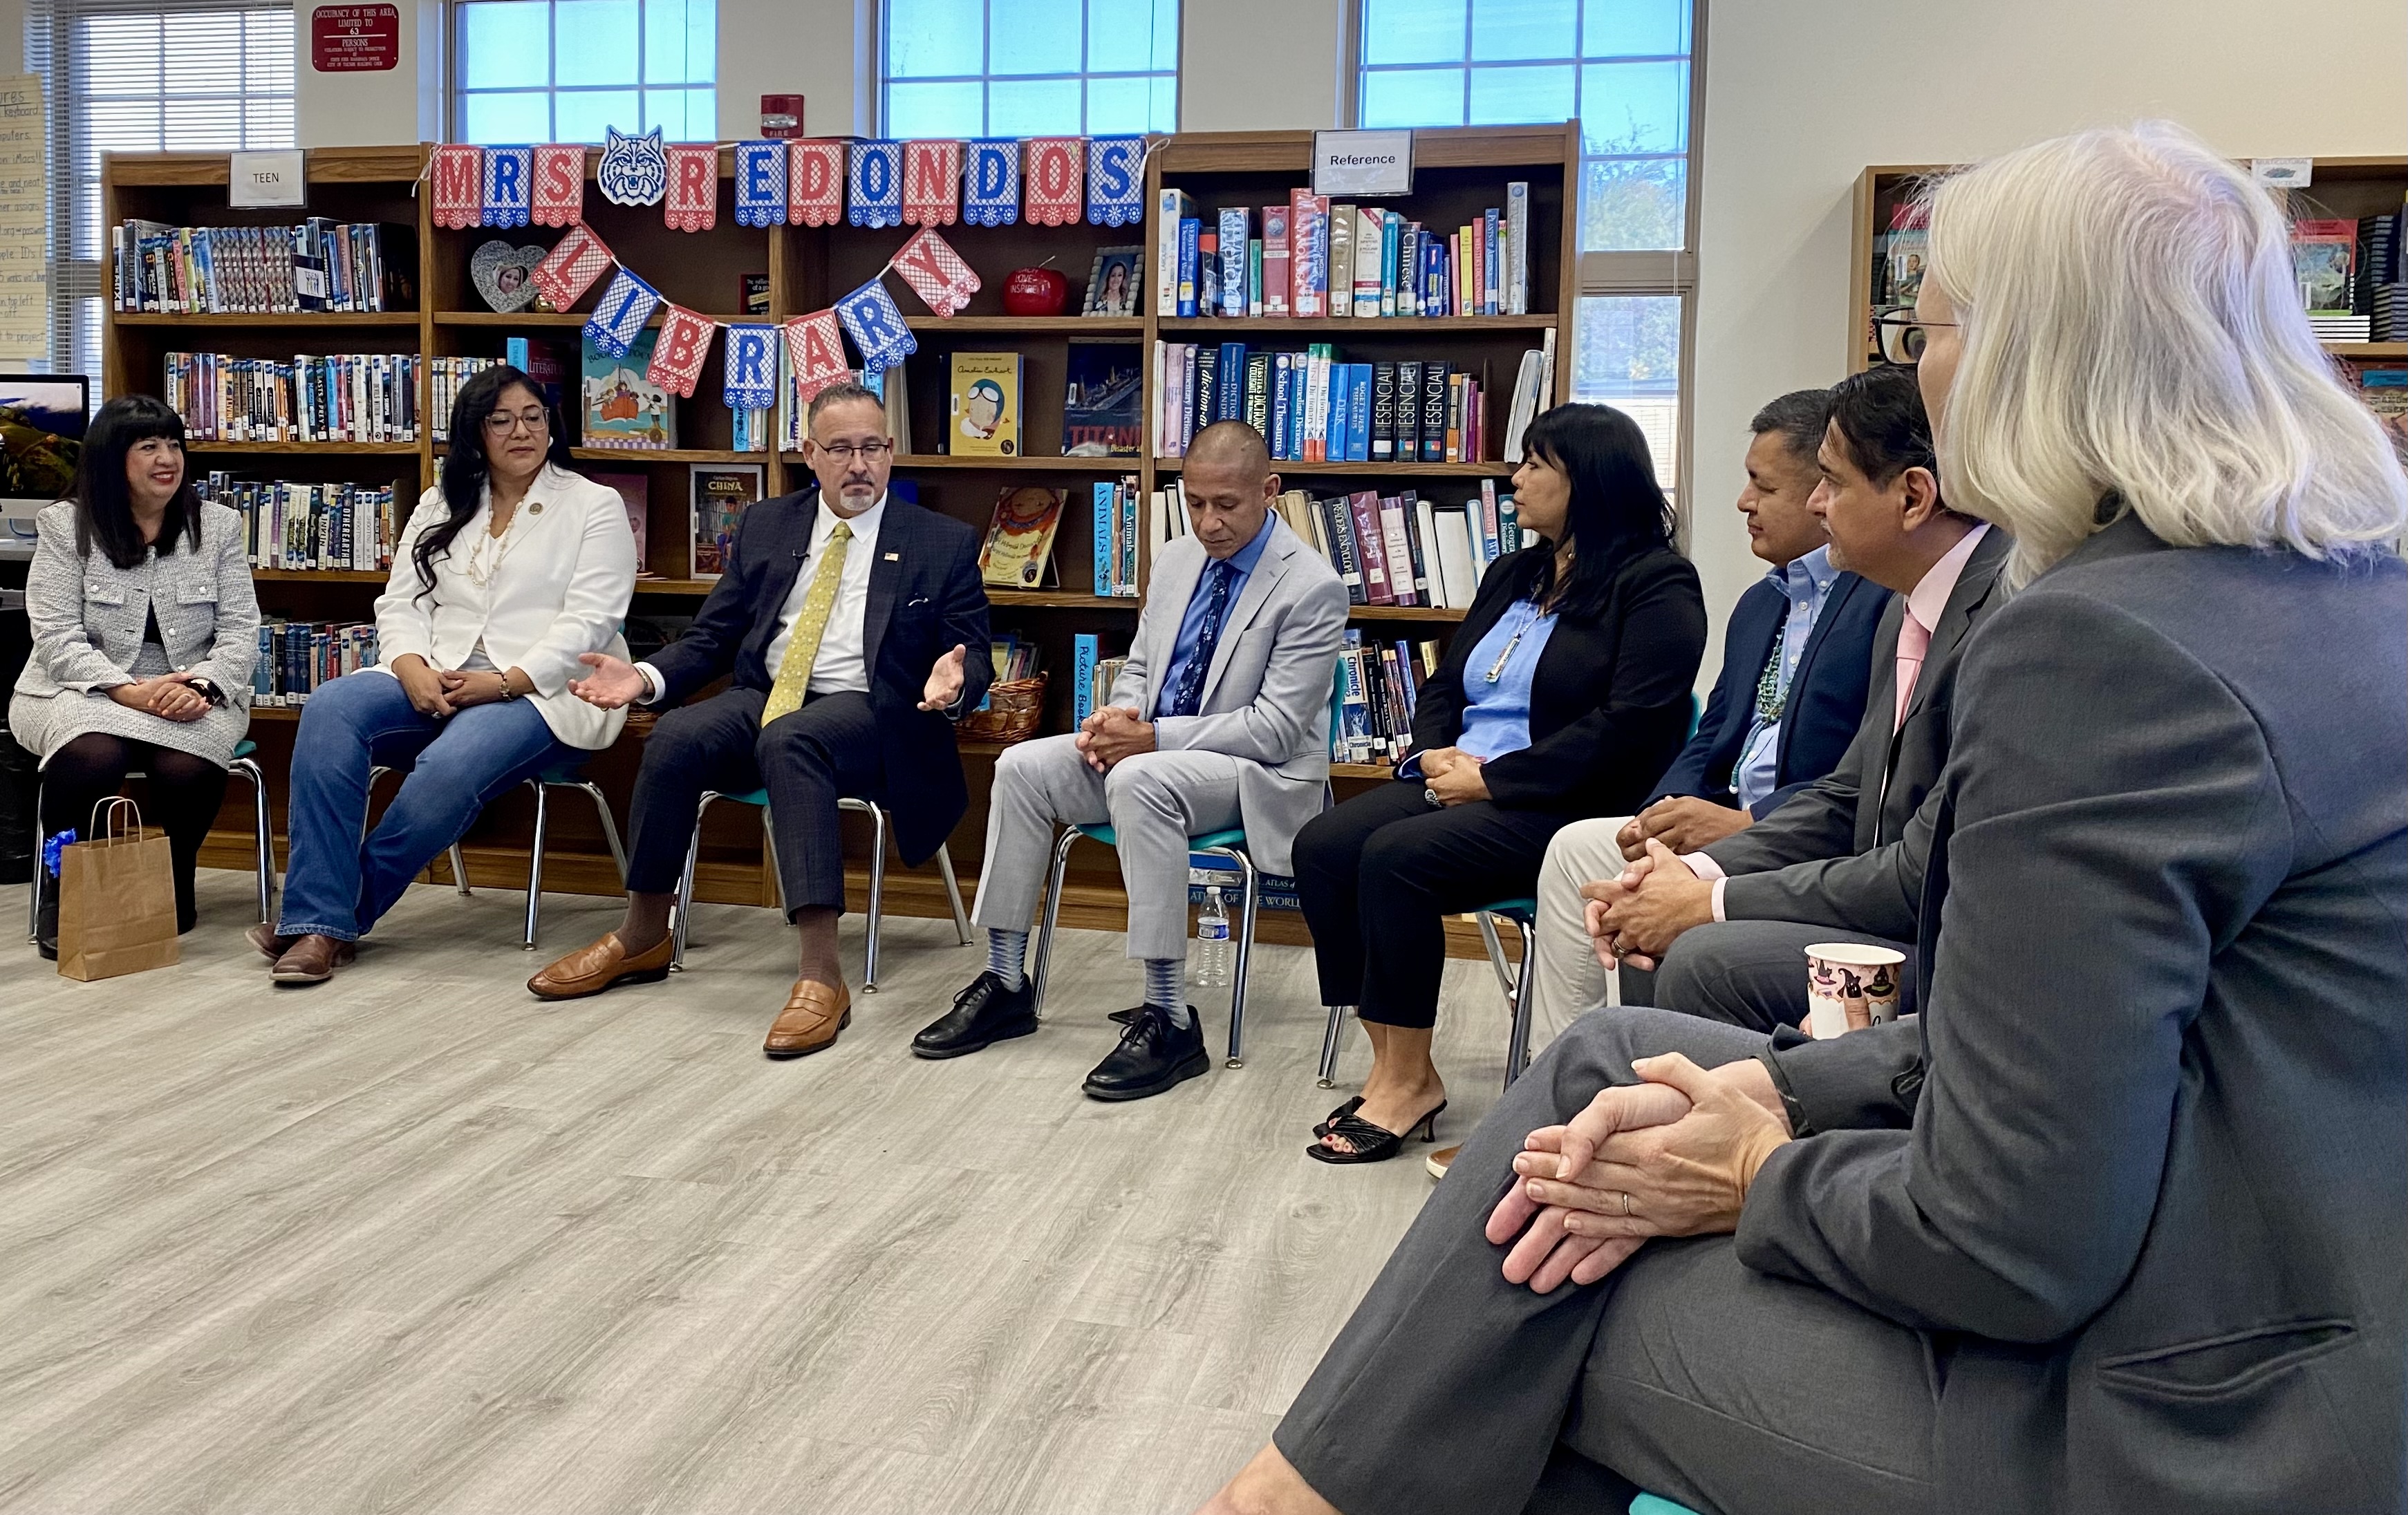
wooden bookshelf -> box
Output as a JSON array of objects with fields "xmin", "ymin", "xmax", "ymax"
[{"xmin": 109, "ymin": 128, "xmax": 1578, "ymax": 957}]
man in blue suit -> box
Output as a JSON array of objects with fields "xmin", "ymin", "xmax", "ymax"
[{"xmin": 1524, "ymin": 389, "xmax": 1889, "ymax": 1036}]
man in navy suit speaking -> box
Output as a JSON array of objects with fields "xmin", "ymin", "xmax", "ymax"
[{"xmin": 527, "ymin": 382, "xmax": 990, "ymax": 1059}]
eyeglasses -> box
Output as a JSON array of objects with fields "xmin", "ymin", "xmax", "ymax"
[
  {"xmin": 483, "ymin": 408, "xmax": 550, "ymax": 435},
  {"xmin": 814, "ymin": 440, "xmax": 893, "ymax": 462},
  {"xmin": 1874, "ymin": 314, "xmax": 1957, "ymax": 366}
]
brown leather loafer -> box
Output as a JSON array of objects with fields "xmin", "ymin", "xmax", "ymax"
[
  {"xmin": 763, "ymin": 979, "xmax": 851, "ymax": 1059},
  {"xmin": 526, "ymin": 932, "xmax": 675, "ymax": 1001},
  {"xmin": 247, "ymin": 922, "xmax": 301, "ymax": 963},
  {"xmin": 270, "ymin": 934, "xmax": 356, "ymax": 984}
]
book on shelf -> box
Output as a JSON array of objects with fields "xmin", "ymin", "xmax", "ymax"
[
  {"xmin": 504, "ymin": 335, "xmax": 572, "ymax": 412},
  {"xmin": 1073, "ymin": 633, "xmax": 1101, "ymax": 724},
  {"xmin": 982, "ymin": 632, "xmax": 1043, "ymax": 697},
  {"xmin": 1267, "ymin": 481, "xmax": 1518, "ymax": 611},
  {"xmin": 949, "ymin": 352, "xmax": 1023, "ymax": 457},
  {"xmin": 166, "ymin": 351, "xmax": 420, "ymax": 443},
  {"xmin": 250, "ymin": 619, "xmax": 381, "ymax": 706},
  {"xmin": 1198, "ymin": 230, "xmax": 1220, "ymax": 317},
  {"xmin": 1262, "ymin": 203, "xmax": 1292, "ymax": 318},
  {"xmin": 1063, "ymin": 346, "xmax": 1141, "ymax": 456},
  {"xmin": 2355, "ymin": 365, "xmax": 2408, "ymax": 444},
  {"xmin": 689, "ymin": 464, "xmax": 764, "ymax": 578},
  {"xmin": 1290, "ymin": 189, "xmax": 1329, "ymax": 319},
  {"xmin": 113, "ymin": 218, "xmax": 412, "ymax": 314},
  {"xmin": 1091, "ymin": 657, "xmax": 1128, "ymax": 719},
  {"xmin": 430, "ymin": 356, "xmax": 496, "ymax": 443},
  {"xmin": 1157, "ymin": 189, "xmax": 1197, "ymax": 318},
  {"xmin": 1218, "ymin": 208, "xmax": 1249, "ymax": 319},
  {"xmin": 1152, "ymin": 341, "xmax": 1491, "ymax": 463},
  {"xmin": 1090, "ymin": 478, "xmax": 1141, "ymax": 597},
  {"xmin": 580, "ymin": 330, "xmax": 678, "ymax": 450},
  {"xmin": 1330, "ymin": 629, "xmax": 1439, "ymax": 764},
  {"xmin": 199, "ymin": 473, "xmax": 400, "ymax": 572},
  {"xmin": 1164, "ymin": 185, "xmax": 1530, "ymax": 323},
  {"xmin": 581, "ymin": 471, "xmax": 651, "ymax": 575},
  {"xmin": 2292, "ymin": 219, "xmax": 2358, "ymax": 319},
  {"xmin": 978, "ymin": 484, "xmax": 1065, "ymax": 589},
  {"xmin": 740, "ymin": 273, "xmax": 771, "ymax": 317}
]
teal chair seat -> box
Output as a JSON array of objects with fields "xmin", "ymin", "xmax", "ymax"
[
  {"xmin": 1630, "ymin": 1496, "xmax": 1701, "ymax": 1515},
  {"xmin": 232, "ymin": 739, "xmax": 256, "ymax": 760},
  {"xmin": 1072, "ymin": 821, "xmax": 1250, "ymax": 855}
]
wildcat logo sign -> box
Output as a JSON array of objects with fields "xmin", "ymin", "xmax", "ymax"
[
  {"xmin": 597, "ymin": 127, "xmax": 668, "ymax": 207},
  {"xmin": 663, "ymin": 144, "xmax": 718, "ymax": 232}
]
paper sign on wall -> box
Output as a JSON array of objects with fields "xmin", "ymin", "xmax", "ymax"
[{"xmin": 2250, "ymin": 158, "xmax": 2313, "ymax": 189}]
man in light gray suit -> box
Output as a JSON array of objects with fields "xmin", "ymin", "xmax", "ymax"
[{"xmin": 914, "ymin": 421, "xmax": 1346, "ymax": 1102}]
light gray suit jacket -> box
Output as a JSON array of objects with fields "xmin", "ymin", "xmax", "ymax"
[
  {"xmin": 1737, "ymin": 516, "xmax": 2406, "ymax": 1513},
  {"xmin": 1111, "ymin": 516, "xmax": 1346, "ymax": 876}
]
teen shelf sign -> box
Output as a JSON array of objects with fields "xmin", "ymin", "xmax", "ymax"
[{"xmin": 310, "ymin": 4, "xmax": 399, "ymax": 72}]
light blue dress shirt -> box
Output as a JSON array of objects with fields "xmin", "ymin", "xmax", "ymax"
[
  {"xmin": 1453, "ymin": 596, "xmax": 1561, "ymax": 762},
  {"xmin": 1732, "ymin": 544, "xmax": 1840, "ymax": 810},
  {"xmin": 1155, "ymin": 511, "xmax": 1276, "ymax": 716}
]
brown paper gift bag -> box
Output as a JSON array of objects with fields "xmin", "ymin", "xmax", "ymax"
[{"xmin": 56, "ymin": 796, "xmax": 180, "ymax": 981}]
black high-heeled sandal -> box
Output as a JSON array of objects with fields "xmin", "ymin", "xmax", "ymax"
[
  {"xmin": 1314, "ymin": 1095, "xmax": 1364, "ymax": 1138},
  {"xmin": 1305, "ymin": 1101, "xmax": 1446, "ymax": 1165}
]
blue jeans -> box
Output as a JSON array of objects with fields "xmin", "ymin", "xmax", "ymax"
[{"xmin": 277, "ymin": 670, "xmax": 575, "ymax": 941}]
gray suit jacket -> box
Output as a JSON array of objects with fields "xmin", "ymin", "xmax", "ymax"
[
  {"xmin": 1111, "ymin": 516, "xmax": 1346, "ymax": 876},
  {"xmin": 1705, "ymin": 525, "xmax": 2010, "ymax": 939},
  {"xmin": 1738, "ymin": 516, "xmax": 2406, "ymax": 1513}
]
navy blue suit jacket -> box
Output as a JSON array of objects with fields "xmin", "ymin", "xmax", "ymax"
[
  {"xmin": 1647, "ymin": 567, "xmax": 1889, "ymax": 817},
  {"xmin": 647, "ymin": 486, "xmax": 991, "ymax": 865}
]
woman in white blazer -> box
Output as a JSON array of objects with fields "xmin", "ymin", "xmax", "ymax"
[{"xmin": 254, "ymin": 364, "xmax": 637, "ymax": 983}]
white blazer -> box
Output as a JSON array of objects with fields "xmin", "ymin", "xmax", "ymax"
[{"xmin": 368, "ymin": 462, "xmax": 637, "ymax": 751}]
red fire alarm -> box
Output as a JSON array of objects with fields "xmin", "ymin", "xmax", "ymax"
[
  {"xmin": 760, "ymin": 95, "xmax": 806, "ymax": 138},
  {"xmin": 310, "ymin": 3, "xmax": 399, "ymax": 72}
]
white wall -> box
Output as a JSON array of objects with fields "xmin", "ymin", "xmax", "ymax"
[
  {"xmin": 1178, "ymin": 0, "xmax": 1341, "ymax": 132},
  {"xmin": 293, "ymin": 0, "xmax": 442, "ymax": 146}
]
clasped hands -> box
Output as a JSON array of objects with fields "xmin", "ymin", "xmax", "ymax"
[
  {"xmin": 1580, "ymin": 837, "xmax": 1717, "ymax": 972},
  {"xmin": 392, "ymin": 655, "xmax": 522, "ymax": 718},
  {"xmin": 1415, "ymin": 745, "xmax": 1489, "ymax": 806},
  {"xmin": 107, "ymin": 670, "xmax": 209, "ymax": 722},
  {"xmin": 1076, "ymin": 705, "xmax": 1155, "ymax": 771},
  {"xmin": 1484, "ymin": 1053, "xmax": 1793, "ymax": 1293}
]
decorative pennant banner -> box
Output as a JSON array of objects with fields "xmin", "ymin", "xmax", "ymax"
[
  {"xmin": 834, "ymin": 276, "xmax": 917, "ymax": 373},
  {"xmin": 646, "ymin": 303, "xmax": 716, "ymax": 397},
  {"xmin": 598, "ymin": 126, "xmax": 668, "ymax": 207},
  {"xmin": 892, "ymin": 227, "xmax": 980, "ymax": 317},
  {"xmin": 584, "ymin": 266, "xmax": 663, "ymax": 359},
  {"xmin": 533, "ymin": 223, "xmax": 614, "ymax": 312},
  {"xmin": 431, "ymin": 143, "xmax": 483, "ymax": 230},
  {"xmin": 1087, "ymin": 136, "xmax": 1146, "ymax": 226},
  {"xmin": 532, "ymin": 144, "xmax": 585, "ymax": 226},
  {"xmin": 663, "ymin": 144, "xmax": 718, "ymax": 232},
  {"xmin": 964, "ymin": 139, "xmax": 1020, "ymax": 227},
  {"xmin": 1024, "ymin": 137, "xmax": 1084, "ymax": 226},
  {"xmin": 902, "ymin": 139, "xmax": 962, "ymax": 226},
  {"xmin": 848, "ymin": 140, "xmax": 903, "ymax": 228},
  {"xmin": 734, "ymin": 140, "xmax": 786, "ymax": 227},
  {"xmin": 723, "ymin": 323, "xmax": 780, "ymax": 411},
  {"xmin": 783, "ymin": 309, "xmax": 852, "ymax": 404},
  {"xmin": 787, "ymin": 139, "xmax": 846, "ymax": 226},
  {"xmin": 481, "ymin": 145, "xmax": 533, "ymax": 228}
]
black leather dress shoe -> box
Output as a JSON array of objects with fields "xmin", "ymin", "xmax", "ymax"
[
  {"xmin": 912, "ymin": 970, "xmax": 1039, "ymax": 1060},
  {"xmin": 1082, "ymin": 1005, "xmax": 1210, "ymax": 1102}
]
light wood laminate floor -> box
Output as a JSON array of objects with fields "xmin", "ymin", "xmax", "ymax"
[{"xmin": 0, "ymin": 872, "xmax": 1522, "ymax": 1514}]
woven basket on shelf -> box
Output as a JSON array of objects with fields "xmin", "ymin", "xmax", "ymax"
[{"xmin": 959, "ymin": 673, "xmax": 1049, "ymax": 745}]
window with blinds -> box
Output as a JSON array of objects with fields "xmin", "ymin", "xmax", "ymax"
[{"xmin": 26, "ymin": 0, "xmax": 297, "ymax": 388}]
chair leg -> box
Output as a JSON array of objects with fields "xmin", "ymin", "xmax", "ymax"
[
  {"xmin": 27, "ymin": 778, "xmax": 41, "ymax": 943},
  {"xmin": 232, "ymin": 758, "xmax": 274, "ymax": 923},
  {"xmin": 1027, "ymin": 826, "xmax": 1081, "ymax": 1019},
  {"xmin": 935, "ymin": 842, "xmax": 971, "ymax": 945},
  {"xmin": 759, "ymin": 804, "xmax": 787, "ymax": 914},
  {"xmin": 522, "ymin": 780, "xmax": 548, "ymax": 950},
  {"xmin": 672, "ymin": 792, "xmax": 720, "ymax": 972},
  {"xmin": 576, "ymin": 782, "xmax": 628, "ymax": 885},
  {"xmin": 449, "ymin": 844, "xmax": 472, "ymax": 896},
  {"xmin": 362, "ymin": 766, "xmax": 390, "ymax": 842},
  {"xmin": 860, "ymin": 802, "xmax": 887, "ymax": 992},
  {"xmin": 1504, "ymin": 917, "xmax": 1539, "ymax": 1090},
  {"xmin": 1200, "ymin": 847, "xmax": 1259, "ymax": 1070},
  {"xmin": 1477, "ymin": 911, "xmax": 1516, "ymax": 1007},
  {"xmin": 1317, "ymin": 1003, "xmax": 1348, "ymax": 1088}
]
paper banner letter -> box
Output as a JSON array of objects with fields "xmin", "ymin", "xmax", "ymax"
[
  {"xmin": 1087, "ymin": 135, "xmax": 1146, "ymax": 226},
  {"xmin": 787, "ymin": 139, "xmax": 845, "ymax": 226},
  {"xmin": 584, "ymin": 267, "xmax": 663, "ymax": 359},
  {"xmin": 892, "ymin": 227, "xmax": 980, "ymax": 318},
  {"xmin": 722, "ymin": 323, "xmax": 780, "ymax": 411},
  {"xmin": 597, "ymin": 126, "xmax": 668, "ymax": 207},
  {"xmin": 902, "ymin": 139, "xmax": 962, "ymax": 226},
  {"xmin": 481, "ymin": 145, "xmax": 532, "ymax": 228},
  {"xmin": 963, "ymin": 139, "xmax": 1020, "ymax": 227},
  {"xmin": 848, "ymin": 140, "xmax": 903, "ymax": 228},
  {"xmin": 783, "ymin": 309, "xmax": 852, "ymax": 404},
  {"xmin": 834, "ymin": 277, "xmax": 917, "ymax": 373},
  {"xmin": 734, "ymin": 140, "xmax": 786, "ymax": 227},
  {"xmin": 1023, "ymin": 138, "xmax": 1083, "ymax": 227},
  {"xmin": 532, "ymin": 144, "xmax": 585, "ymax": 226},
  {"xmin": 646, "ymin": 304, "xmax": 716, "ymax": 397},
  {"xmin": 663, "ymin": 144, "xmax": 718, "ymax": 232},
  {"xmin": 532, "ymin": 223, "xmax": 614, "ymax": 312},
  {"xmin": 431, "ymin": 143, "xmax": 483, "ymax": 230}
]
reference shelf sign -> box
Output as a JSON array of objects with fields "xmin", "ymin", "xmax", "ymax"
[{"xmin": 1313, "ymin": 129, "xmax": 1414, "ymax": 198}]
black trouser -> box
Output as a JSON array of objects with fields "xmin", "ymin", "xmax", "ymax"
[
  {"xmin": 39, "ymin": 733, "xmax": 230, "ymax": 931},
  {"xmin": 624, "ymin": 687, "xmax": 881, "ymax": 916},
  {"xmin": 1294, "ymin": 780, "xmax": 1569, "ymax": 1028}
]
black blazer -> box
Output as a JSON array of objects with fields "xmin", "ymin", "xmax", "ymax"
[
  {"xmin": 648, "ymin": 486, "xmax": 990, "ymax": 863},
  {"xmin": 1412, "ymin": 544, "xmax": 1706, "ymax": 817},
  {"xmin": 1647, "ymin": 565, "xmax": 1889, "ymax": 816}
]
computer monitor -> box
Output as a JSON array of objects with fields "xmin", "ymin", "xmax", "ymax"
[{"xmin": 0, "ymin": 375, "xmax": 91, "ymax": 558}]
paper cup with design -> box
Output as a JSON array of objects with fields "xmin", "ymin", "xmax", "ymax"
[{"xmin": 1803, "ymin": 942, "xmax": 1907, "ymax": 1037}]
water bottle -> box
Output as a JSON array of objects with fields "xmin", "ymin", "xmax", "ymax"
[{"xmin": 1195, "ymin": 886, "xmax": 1231, "ymax": 988}]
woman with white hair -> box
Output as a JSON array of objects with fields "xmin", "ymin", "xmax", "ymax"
[{"xmin": 1191, "ymin": 122, "xmax": 2406, "ymax": 1515}]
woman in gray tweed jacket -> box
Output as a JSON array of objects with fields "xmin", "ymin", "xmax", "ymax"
[{"xmin": 10, "ymin": 395, "xmax": 258, "ymax": 955}]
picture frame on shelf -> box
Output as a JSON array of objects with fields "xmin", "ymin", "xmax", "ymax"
[{"xmin": 1082, "ymin": 246, "xmax": 1143, "ymax": 317}]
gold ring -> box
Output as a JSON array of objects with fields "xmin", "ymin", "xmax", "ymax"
[{"xmin": 1620, "ymin": 1191, "xmax": 1634, "ymax": 1216}]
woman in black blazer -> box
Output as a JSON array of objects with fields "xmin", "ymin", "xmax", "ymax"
[{"xmin": 1294, "ymin": 404, "xmax": 1706, "ymax": 1163}]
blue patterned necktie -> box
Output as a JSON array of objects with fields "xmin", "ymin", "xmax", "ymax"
[{"xmin": 1166, "ymin": 559, "xmax": 1235, "ymax": 718}]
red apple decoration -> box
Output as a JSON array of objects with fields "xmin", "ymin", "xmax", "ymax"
[{"xmin": 1003, "ymin": 266, "xmax": 1070, "ymax": 317}]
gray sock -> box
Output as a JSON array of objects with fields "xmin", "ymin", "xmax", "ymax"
[
  {"xmin": 1146, "ymin": 958, "xmax": 1191, "ymax": 1029},
  {"xmin": 987, "ymin": 928, "xmax": 1028, "ymax": 991}
]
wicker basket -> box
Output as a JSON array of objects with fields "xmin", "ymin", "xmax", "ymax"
[{"xmin": 959, "ymin": 673, "xmax": 1049, "ymax": 745}]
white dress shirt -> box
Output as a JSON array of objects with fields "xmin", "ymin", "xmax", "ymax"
[{"xmin": 637, "ymin": 493, "xmax": 886, "ymax": 704}]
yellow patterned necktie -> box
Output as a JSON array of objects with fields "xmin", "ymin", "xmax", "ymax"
[{"xmin": 761, "ymin": 520, "xmax": 853, "ymax": 725}]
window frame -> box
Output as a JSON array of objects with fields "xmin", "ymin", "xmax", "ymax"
[
  {"xmin": 876, "ymin": 0, "xmax": 1182, "ymax": 138},
  {"xmin": 448, "ymin": 0, "xmax": 718, "ymax": 147}
]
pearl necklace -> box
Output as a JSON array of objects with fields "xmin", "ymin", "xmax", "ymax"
[{"xmin": 464, "ymin": 491, "xmax": 537, "ymax": 587}]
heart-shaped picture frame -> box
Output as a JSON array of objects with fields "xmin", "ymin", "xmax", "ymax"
[{"xmin": 471, "ymin": 239, "xmax": 548, "ymax": 313}]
